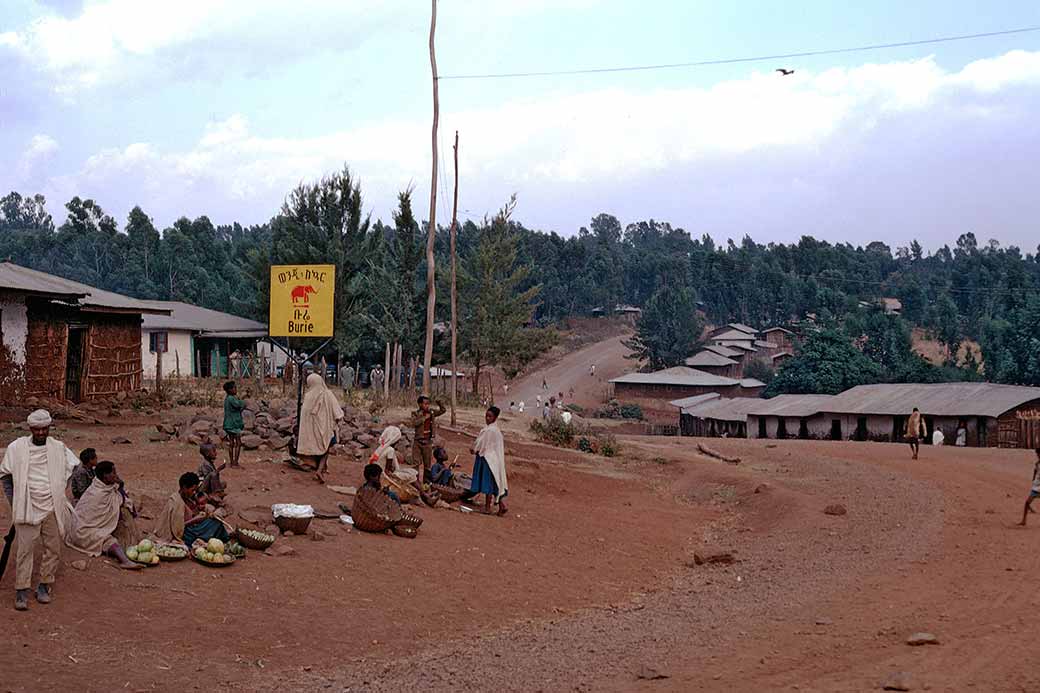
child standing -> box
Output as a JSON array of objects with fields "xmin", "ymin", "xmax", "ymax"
[
  {"xmin": 1019, "ymin": 449, "xmax": 1040, "ymax": 526},
  {"xmin": 222, "ymin": 381, "xmax": 246, "ymax": 468}
]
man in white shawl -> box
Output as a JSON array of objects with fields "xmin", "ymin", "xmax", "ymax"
[
  {"xmin": 297, "ymin": 372, "xmax": 344, "ymax": 484},
  {"xmin": 66, "ymin": 460, "xmax": 142, "ymax": 570},
  {"xmin": 463, "ymin": 406, "xmax": 509, "ymax": 516},
  {"xmin": 0, "ymin": 410, "xmax": 79, "ymax": 611}
]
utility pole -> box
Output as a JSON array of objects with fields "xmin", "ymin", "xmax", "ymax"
[
  {"xmin": 450, "ymin": 130, "xmax": 459, "ymax": 425},
  {"xmin": 422, "ymin": 0, "xmax": 439, "ymax": 397}
]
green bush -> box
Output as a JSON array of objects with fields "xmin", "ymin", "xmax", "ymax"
[
  {"xmin": 529, "ymin": 416, "xmax": 577, "ymax": 447},
  {"xmin": 618, "ymin": 404, "xmax": 643, "ymax": 420}
]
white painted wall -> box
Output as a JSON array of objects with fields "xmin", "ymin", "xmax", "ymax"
[
  {"xmin": 0, "ymin": 292, "xmax": 28, "ymax": 365},
  {"xmin": 141, "ymin": 329, "xmax": 194, "ymax": 378}
]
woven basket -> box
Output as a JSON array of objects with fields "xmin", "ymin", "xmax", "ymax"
[
  {"xmin": 431, "ymin": 483, "xmax": 465, "ymax": 504},
  {"xmin": 274, "ymin": 515, "xmax": 312, "ymax": 535},
  {"xmin": 391, "ymin": 525, "xmax": 418, "ymax": 539},
  {"xmin": 235, "ymin": 530, "xmax": 275, "ymax": 550},
  {"xmin": 352, "ymin": 486, "xmax": 402, "ymax": 533}
]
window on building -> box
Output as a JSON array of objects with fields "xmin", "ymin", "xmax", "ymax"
[{"xmin": 149, "ymin": 331, "xmax": 168, "ymax": 354}]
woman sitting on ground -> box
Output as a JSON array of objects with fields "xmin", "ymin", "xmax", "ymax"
[
  {"xmin": 66, "ymin": 461, "xmax": 142, "ymax": 570},
  {"xmin": 462, "ymin": 406, "xmax": 509, "ymax": 516},
  {"xmin": 351, "ymin": 463, "xmax": 422, "ymax": 538},
  {"xmin": 155, "ymin": 472, "xmax": 230, "ymax": 547}
]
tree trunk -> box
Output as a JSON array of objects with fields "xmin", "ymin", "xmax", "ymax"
[
  {"xmin": 383, "ymin": 342, "xmax": 391, "ymax": 399},
  {"xmin": 422, "ymin": 0, "xmax": 439, "ymax": 397},
  {"xmin": 450, "ymin": 129, "xmax": 459, "ymax": 426}
]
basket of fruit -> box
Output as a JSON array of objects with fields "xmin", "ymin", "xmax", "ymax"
[
  {"xmin": 234, "ymin": 527, "xmax": 276, "ymax": 550},
  {"xmin": 191, "ymin": 538, "xmax": 235, "ymax": 567},
  {"xmin": 156, "ymin": 543, "xmax": 188, "ymax": 561},
  {"xmin": 226, "ymin": 540, "xmax": 247, "ymax": 559},
  {"xmin": 126, "ymin": 539, "xmax": 161, "ymax": 566}
]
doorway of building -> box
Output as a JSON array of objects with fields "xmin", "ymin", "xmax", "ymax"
[
  {"xmin": 776, "ymin": 418, "xmax": 788, "ymax": 439},
  {"xmin": 798, "ymin": 418, "xmax": 809, "ymax": 439},
  {"xmin": 830, "ymin": 419, "xmax": 842, "ymax": 440},
  {"xmin": 64, "ymin": 326, "xmax": 87, "ymax": 402},
  {"xmin": 854, "ymin": 416, "xmax": 868, "ymax": 441},
  {"xmin": 758, "ymin": 417, "xmax": 767, "ymax": 438}
]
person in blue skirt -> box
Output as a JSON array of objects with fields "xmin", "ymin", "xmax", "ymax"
[{"xmin": 462, "ymin": 406, "xmax": 509, "ymax": 516}]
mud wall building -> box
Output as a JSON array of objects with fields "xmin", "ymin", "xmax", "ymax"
[{"xmin": 0, "ymin": 263, "xmax": 168, "ymax": 403}]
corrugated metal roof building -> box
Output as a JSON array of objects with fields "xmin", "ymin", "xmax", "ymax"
[
  {"xmin": 610, "ymin": 365, "xmax": 765, "ymax": 403},
  {"xmin": 743, "ymin": 383, "xmax": 1040, "ymax": 448}
]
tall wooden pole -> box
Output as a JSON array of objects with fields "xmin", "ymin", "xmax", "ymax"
[
  {"xmin": 422, "ymin": 0, "xmax": 439, "ymax": 397},
  {"xmin": 449, "ymin": 130, "xmax": 459, "ymax": 425}
]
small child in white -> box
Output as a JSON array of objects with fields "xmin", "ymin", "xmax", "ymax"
[{"xmin": 1019, "ymin": 448, "xmax": 1040, "ymax": 527}]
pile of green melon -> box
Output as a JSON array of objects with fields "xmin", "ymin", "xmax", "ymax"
[
  {"xmin": 193, "ymin": 538, "xmax": 235, "ymax": 566},
  {"xmin": 127, "ymin": 539, "xmax": 160, "ymax": 566}
]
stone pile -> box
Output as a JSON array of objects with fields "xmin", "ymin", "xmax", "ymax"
[{"xmin": 158, "ymin": 400, "xmax": 411, "ymax": 457}]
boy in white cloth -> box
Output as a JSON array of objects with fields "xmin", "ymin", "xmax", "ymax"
[
  {"xmin": 0, "ymin": 409, "xmax": 80, "ymax": 611},
  {"xmin": 462, "ymin": 406, "xmax": 509, "ymax": 516}
]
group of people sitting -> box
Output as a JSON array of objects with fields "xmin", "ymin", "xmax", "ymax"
[
  {"xmin": 0, "ymin": 409, "xmax": 234, "ymax": 611},
  {"xmin": 350, "ymin": 397, "xmax": 510, "ymax": 538},
  {"xmin": 1, "ymin": 383, "xmax": 511, "ymax": 610}
]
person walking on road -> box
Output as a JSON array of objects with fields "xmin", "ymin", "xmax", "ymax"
[
  {"xmin": 1019, "ymin": 449, "xmax": 1040, "ymax": 526},
  {"xmin": 905, "ymin": 407, "xmax": 926, "ymax": 460}
]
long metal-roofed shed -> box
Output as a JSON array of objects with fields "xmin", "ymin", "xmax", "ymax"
[
  {"xmin": 672, "ymin": 396, "xmax": 764, "ymax": 438},
  {"xmin": 610, "ymin": 366, "xmax": 763, "ymax": 401},
  {"xmin": 141, "ymin": 301, "xmax": 272, "ymax": 379},
  {"xmin": 0, "ymin": 262, "xmax": 170, "ymax": 402},
  {"xmin": 745, "ymin": 383, "xmax": 1040, "ymax": 448}
]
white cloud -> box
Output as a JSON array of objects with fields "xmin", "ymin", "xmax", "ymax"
[
  {"xmin": 37, "ymin": 49, "xmax": 1040, "ymax": 250},
  {"xmin": 18, "ymin": 134, "xmax": 60, "ymax": 178}
]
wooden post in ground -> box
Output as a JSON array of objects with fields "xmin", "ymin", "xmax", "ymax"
[
  {"xmin": 155, "ymin": 348, "xmax": 163, "ymax": 396},
  {"xmin": 421, "ymin": 0, "xmax": 439, "ymax": 397},
  {"xmin": 450, "ymin": 129, "xmax": 459, "ymax": 426},
  {"xmin": 384, "ymin": 342, "xmax": 391, "ymax": 399}
]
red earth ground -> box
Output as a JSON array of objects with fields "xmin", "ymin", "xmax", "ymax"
[{"xmin": 2, "ymin": 408, "xmax": 1039, "ymax": 692}]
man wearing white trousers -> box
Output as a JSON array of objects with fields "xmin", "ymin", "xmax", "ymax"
[{"xmin": 1, "ymin": 409, "xmax": 79, "ymax": 611}]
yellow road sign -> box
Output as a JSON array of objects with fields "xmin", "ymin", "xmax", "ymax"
[{"xmin": 269, "ymin": 264, "xmax": 336, "ymax": 337}]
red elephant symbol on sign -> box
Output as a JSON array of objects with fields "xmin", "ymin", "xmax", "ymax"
[{"xmin": 291, "ymin": 285, "xmax": 317, "ymax": 306}]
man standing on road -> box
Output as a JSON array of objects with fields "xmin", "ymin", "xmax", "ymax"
[
  {"xmin": 410, "ymin": 396, "xmax": 446, "ymax": 481},
  {"xmin": 905, "ymin": 407, "xmax": 926, "ymax": 460},
  {"xmin": 0, "ymin": 410, "xmax": 79, "ymax": 611},
  {"xmin": 590, "ymin": 363, "xmax": 596, "ymax": 377}
]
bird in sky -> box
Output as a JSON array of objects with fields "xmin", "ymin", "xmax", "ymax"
[{"xmin": 776, "ymin": 68, "xmax": 794, "ymax": 76}]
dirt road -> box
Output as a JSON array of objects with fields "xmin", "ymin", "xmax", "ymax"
[
  {"xmin": 508, "ymin": 333, "xmax": 632, "ymax": 412},
  {"xmin": 3, "ymin": 410, "xmax": 1040, "ymax": 692}
]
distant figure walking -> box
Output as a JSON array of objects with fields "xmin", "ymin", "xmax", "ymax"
[
  {"xmin": 905, "ymin": 407, "xmax": 926, "ymax": 460},
  {"xmin": 589, "ymin": 364, "xmax": 596, "ymax": 377},
  {"xmin": 541, "ymin": 377, "xmax": 548, "ymax": 391},
  {"xmin": 1019, "ymin": 448, "xmax": 1040, "ymax": 526},
  {"xmin": 518, "ymin": 400, "xmax": 525, "ymax": 414}
]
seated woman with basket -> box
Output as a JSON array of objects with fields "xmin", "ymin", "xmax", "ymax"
[
  {"xmin": 155, "ymin": 472, "xmax": 230, "ymax": 547},
  {"xmin": 350, "ymin": 463, "xmax": 423, "ymax": 538}
]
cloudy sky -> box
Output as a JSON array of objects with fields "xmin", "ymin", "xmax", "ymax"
[{"xmin": 2, "ymin": 0, "xmax": 1039, "ymax": 251}]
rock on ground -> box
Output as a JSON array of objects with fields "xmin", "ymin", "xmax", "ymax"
[
  {"xmin": 906, "ymin": 632, "xmax": 939, "ymax": 646},
  {"xmin": 824, "ymin": 504, "xmax": 848, "ymax": 516},
  {"xmin": 881, "ymin": 671, "xmax": 913, "ymax": 690}
]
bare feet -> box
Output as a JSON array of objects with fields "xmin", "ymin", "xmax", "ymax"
[
  {"xmin": 119, "ymin": 561, "xmax": 144, "ymax": 570},
  {"xmin": 497, "ymin": 506, "xmax": 509, "ymax": 517},
  {"xmin": 314, "ymin": 472, "xmax": 326, "ymax": 484}
]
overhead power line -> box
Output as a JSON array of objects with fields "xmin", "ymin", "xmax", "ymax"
[{"xmin": 440, "ymin": 25, "xmax": 1040, "ymax": 80}]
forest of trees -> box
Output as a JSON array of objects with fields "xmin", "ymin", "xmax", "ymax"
[{"xmin": 2, "ymin": 165, "xmax": 1040, "ymax": 387}]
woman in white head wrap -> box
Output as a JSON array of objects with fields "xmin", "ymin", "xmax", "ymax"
[
  {"xmin": 297, "ymin": 373, "xmax": 344, "ymax": 483},
  {"xmin": 369, "ymin": 425, "xmax": 420, "ymax": 502}
]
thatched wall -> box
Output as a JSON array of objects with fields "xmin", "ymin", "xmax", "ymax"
[{"xmin": 82, "ymin": 315, "xmax": 142, "ymax": 399}]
